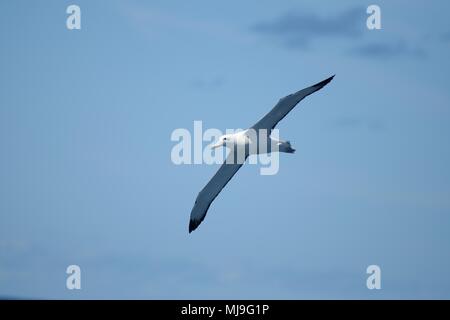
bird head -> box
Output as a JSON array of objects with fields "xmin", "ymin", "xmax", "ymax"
[{"xmin": 211, "ymin": 134, "xmax": 233, "ymax": 149}]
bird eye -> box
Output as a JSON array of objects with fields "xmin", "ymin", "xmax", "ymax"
[{"xmin": 223, "ymin": 137, "xmax": 227, "ymax": 141}]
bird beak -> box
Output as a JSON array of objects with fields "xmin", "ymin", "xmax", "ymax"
[{"xmin": 211, "ymin": 142, "xmax": 223, "ymax": 149}]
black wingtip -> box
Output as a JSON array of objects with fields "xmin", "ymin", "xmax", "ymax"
[
  {"xmin": 313, "ymin": 74, "xmax": 335, "ymax": 88},
  {"xmin": 189, "ymin": 219, "xmax": 198, "ymax": 233}
]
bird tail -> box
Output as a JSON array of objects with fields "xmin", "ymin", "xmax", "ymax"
[
  {"xmin": 285, "ymin": 146, "xmax": 296, "ymax": 154},
  {"xmin": 280, "ymin": 141, "xmax": 295, "ymax": 153}
]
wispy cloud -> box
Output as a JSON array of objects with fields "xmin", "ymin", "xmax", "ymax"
[
  {"xmin": 118, "ymin": 1, "xmax": 252, "ymax": 44},
  {"xmin": 351, "ymin": 41, "xmax": 427, "ymax": 60},
  {"xmin": 191, "ymin": 76, "xmax": 225, "ymax": 90},
  {"xmin": 251, "ymin": 7, "xmax": 364, "ymax": 49},
  {"xmin": 441, "ymin": 32, "xmax": 450, "ymax": 42},
  {"xmin": 332, "ymin": 116, "xmax": 386, "ymax": 132},
  {"xmin": 251, "ymin": 7, "xmax": 429, "ymax": 60}
]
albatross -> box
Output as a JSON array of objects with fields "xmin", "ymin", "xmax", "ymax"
[{"xmin": 189, "ymin": 75, "xmax": 335, "ymax": 233}]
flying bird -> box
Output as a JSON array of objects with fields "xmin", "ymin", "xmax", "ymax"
[{"xmin": 189, "ymin": 75, "xmax": 334, "ymax": 233}]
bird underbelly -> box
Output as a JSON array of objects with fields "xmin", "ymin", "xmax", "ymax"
[{"xmin": 248, "ymin": 139, "xmax": 275, "ymax": 155}]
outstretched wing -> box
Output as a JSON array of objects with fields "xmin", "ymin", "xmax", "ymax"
[
  {"xmin": 189, "ymin": 153, "xmax": 245, "ymax": 233},
  {"xmin": 252, "ymin": 75, "xmax": 334, "ymax": 131}
]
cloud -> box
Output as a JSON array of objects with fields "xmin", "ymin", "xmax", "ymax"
[
  {"xmin": 191, "ymin": 76, "xmax": 225, "ymax": 89},
  {"xmin": 119, "ymin": 2, "xmax": 251, "ymax": 45},
  {"xmin": 351, "ymin": 41, "xmax": 427, "ymax": 59},
  {"xmin": 252, "ymin": 7, "xmax": 428, "ymax": 60},
  {"xmin": 441, "ymin": 32, "xmax": 450, "ymax": 42},
  {"xmin": 251, "ymin": 7, "xmax": 364, "ymax": 48},
  {"xmin": 332, "ymin": 116, "xmax": 385, "ymax": 132}
]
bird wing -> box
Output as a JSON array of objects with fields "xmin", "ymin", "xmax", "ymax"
[
  {"xmin": 189, "ymin": 152, "xmax": 245, "ymax": 233},
  {"xmin": 252, "ymin": 75, "xmax": 334, "ymax": 131}
]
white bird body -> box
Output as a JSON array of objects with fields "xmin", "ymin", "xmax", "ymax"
[
  {"xmin": 212, "ymin": 130, "xmax": 295, "ymax": 156},
  {"xmin": 189, "ymin": 75, "xmax": 334, "ymax": 233}
]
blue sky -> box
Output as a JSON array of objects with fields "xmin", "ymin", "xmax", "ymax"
[{"xmin": 1, "ymin": 0, "xmax": 450, "ymax": 299}]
